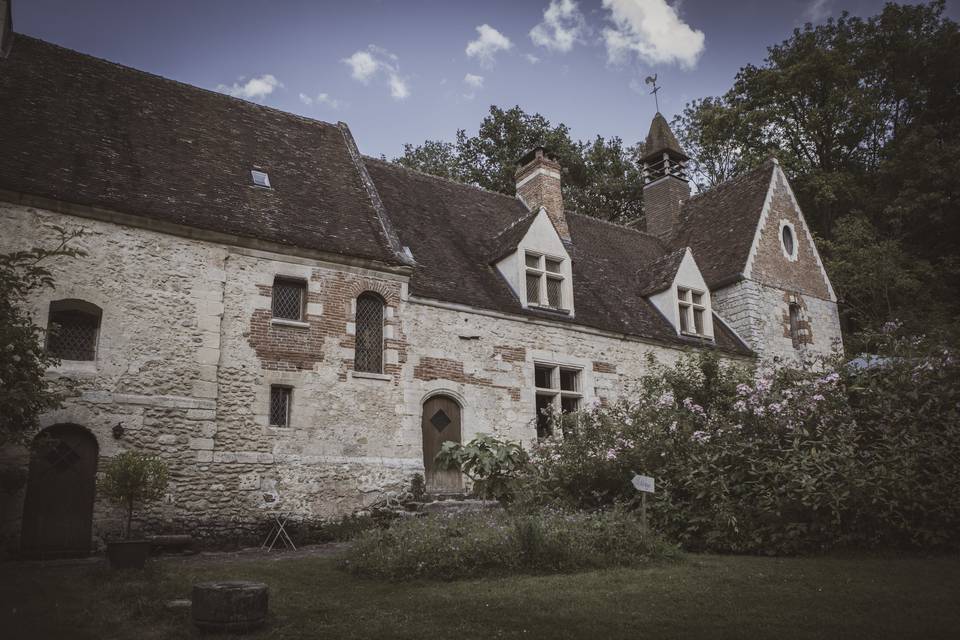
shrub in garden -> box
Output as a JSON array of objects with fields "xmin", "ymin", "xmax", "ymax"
[
  {"xmin": 529, "ymin": 338, "xmax": 960, "ymax": 554},
  {"xmin": 342, "ymin": 508, "xmax": 677, "ymax": 580},
  {"xmin": 99, "ymin": 451, "xmax": 169, "ymax": 539},
  {"xmin": 434, "ymin": 434, "xmax": 530, "ymax": 500}
]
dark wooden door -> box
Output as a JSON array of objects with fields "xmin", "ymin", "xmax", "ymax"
[
  {"xmin": 21, "ymin": 424, "xmax": 99, "ymax": 557},
  {"xmin": 421, "ymin": 396, "xmax": 463, "ymax": 493}
]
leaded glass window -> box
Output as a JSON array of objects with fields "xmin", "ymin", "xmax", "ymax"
[
  {"xmin": 524, "ymin": 252, "xmax": 567, "ymax": 310},
  {"xmin": 47, "ymin": 300, "xmax": 101, "ymax": 361},
  {"xmin": 269, "ymin": 386, "xmax": 291, "ymax": 427},
  {"xmin": 272, "ymin": 278, "xmax": 305, "ymax": 321},
  {"xmin": 354, "ymin": 293, "xmax": 384, "ymax": 373}
]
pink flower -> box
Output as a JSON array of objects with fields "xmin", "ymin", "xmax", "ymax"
[{"xmin": 605, "ymin": 449, "xmax": 618, "ymax": 461}]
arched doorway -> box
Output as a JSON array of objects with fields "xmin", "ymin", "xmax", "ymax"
[
  {"xmin": 21, "ymin": 424, "xmax": 99, "ymax": 557},
  {"xmin": 421, "ymin": 395, "xmax": 463, "ymax": 493}
]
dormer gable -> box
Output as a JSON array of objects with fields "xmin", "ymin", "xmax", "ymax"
[
  {"xmin": 493, "ymin": 207, "xmax": 574, "ymax": 316},
  {"xmin": 645, "ymin": 247, "xmax": 715, "ymax": 339}
]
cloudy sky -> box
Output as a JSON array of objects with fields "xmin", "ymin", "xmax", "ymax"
[{"xmin": 14, "ymin": 0, "xmax": 959, "ymax": 158}]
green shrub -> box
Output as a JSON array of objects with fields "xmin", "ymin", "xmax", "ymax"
[
  {"xmin": 434, "ymin": 433, "xmax": 530, "ymax": 500},
  {"xmin": 342, "ymin": 508, "xmax": 677, "ymax": 580},
  {"xmin": 529, "ymin": 337, "xmax": 960, "ymax": 554},
  {"xmin": 99, "ymin": 452, "xmax": 169, "ymax": 540}
]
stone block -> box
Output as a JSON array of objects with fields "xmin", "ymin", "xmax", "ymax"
[{"xmin": 189, "ymin": 437, "xmax": 215, "ymax": 450}]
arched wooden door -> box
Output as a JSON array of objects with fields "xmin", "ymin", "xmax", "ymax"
[
  {"xmin": 421, "ymin": 395, "xmax": 463, "ymax": 493},
  {"xmin": 21, "ymin": 424, "xmax": 99, "ymax": 557}
]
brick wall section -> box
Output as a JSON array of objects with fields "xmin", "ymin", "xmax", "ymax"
[
  {"xmin": 515, "ymin": 149, "xmax": 569, "ymax": 241},
  {"xmin": 592, "ymin": 361, "xmax": 617, "ymax": 374},
  {"xmin": 249, "ymin": 272, "xmax": 407, "ymax": 382},
  {"xmin": 750, "ymin": 171, "xmax": 832, "ymax": 300},
  {"xmin": 494, "ymin": 345, "xmax": 526, "ymax": 363},
  {"xmin": 643, "ymin": 176, "xmax": 689, "ymax": 239},
  {"xmin": 413, "ymin": 356, "xmax": 521, "ymax": 401}
]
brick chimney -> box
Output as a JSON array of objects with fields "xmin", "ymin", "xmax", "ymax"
[
  {"xmin": 515, "ymin": 147, "xmax": 570, "ymax": 242},
  {"xmin": 641, "ymin": 113, "xmax": 690, "ymax": 240},
  {"xmin": 1, "ymin": 0, "xmax": 12, "ymax": 59}
]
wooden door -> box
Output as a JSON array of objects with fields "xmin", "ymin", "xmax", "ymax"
[
  {"xmin": 21, "ymin": 424, "xmax": 99, "ymax": 558},
  {"xmin": 421, "ymin": 396, "xmax": 463, "ymax": 493}
]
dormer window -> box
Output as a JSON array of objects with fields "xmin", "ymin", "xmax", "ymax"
[
  {"xmin": 677, "ymin": 287, "xmax": 707, "ymax": 336},
  {"xmin": 525, "ymin": 252, "xmax": 565, "ymax": 310}
]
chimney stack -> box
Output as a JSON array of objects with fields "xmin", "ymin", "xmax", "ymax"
[
  {"xmin": 0, "ymin": 1, "xmax": 12, "ymax": 59},
  {"xmin": 641, "ymin": 113, "xmax": 690, "ymax": 240},
  {"xmin": 515, "ymin": 147, "xmax": 570, "ymax": 242}
]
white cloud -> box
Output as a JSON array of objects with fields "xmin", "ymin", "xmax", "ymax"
[
  {"xmin": 216, "ymin": 74, "xmax": 283, "ymax": 101},
  {"xmin": 803, "ymin": 0, "xmax": 831, "ymax": 24},
  {"xmin": 342, "ymin": 50, "xmax": 379, "ymax": 82},
  {"xmin": 525, "ymin": 53, "xmax": 542, "ymax": 64},
  {"xmin": 342, "ymin": 45, "xmax": 410, "ymax": 100},
  {"xmin": 462, "ymin": 73, "xmax": 485, "ymax": 100},
  {"xmin": 299, "ymin": 92, "xmax": 341, "ymax": 109},
  {"xmin": 601, "ymin": 0, "xmax": 705, "ymax": 69},
  {"xmin": 465, "ymin": 24, "xmax": 513, "ymax": 67},
  {"xmin": 530, "ymin": 0, "xmax": 587, "ymax": 53},
  {"xmin": 463, "ymin": 73, "xmax": 485, "ymax": 90},
  {"xmin": 389, "ymin": 75, "xmax": 410, "ymax": 100}
]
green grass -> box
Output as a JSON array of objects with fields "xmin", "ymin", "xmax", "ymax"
[{"xmin": 2, "ymin": 551, "xmax": 959, "ymax": 639}]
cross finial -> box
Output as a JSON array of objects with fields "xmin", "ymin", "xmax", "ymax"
[{"xmin": 644, "ymin": 73, "xmax": 660, "ymax": 112}]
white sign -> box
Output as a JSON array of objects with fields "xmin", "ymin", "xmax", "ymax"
[{"xmin": 632, "ymin": 474, "xmax": 655, "ymax": 493}]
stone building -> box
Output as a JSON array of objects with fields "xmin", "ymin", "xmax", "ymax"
[{"xmin": 0, "ymin": 26, "xmax": 840, "ymax": 554}]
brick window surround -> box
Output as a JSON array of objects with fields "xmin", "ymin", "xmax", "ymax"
[{"xmin": 272, "ymin": 278, "xmax": 306, "ymax": 321}]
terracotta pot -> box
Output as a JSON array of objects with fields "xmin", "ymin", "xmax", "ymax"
[{"xmin": 106, "ymin": 540, "xmax": 151, "ymax": 569}]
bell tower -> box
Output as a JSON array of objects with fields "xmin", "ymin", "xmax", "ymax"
[{"xmin": 640, "ymin": 113, "xmax": 690, "ymax": 240}]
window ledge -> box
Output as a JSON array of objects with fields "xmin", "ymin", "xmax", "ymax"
[
  {"xmin": 680, "ymin": 330, "xmax": 714, "ymax": 341},
  {"xmin": 271, "ymin": 318, "xmax": 309, "ymax": 328},
  {"xmin": 349, "ymin": 371, "xmax": 392, "ymax": 382},
  {"xmin": 49, "ymin": 360, "xmax": 98, "ymax": 374}
]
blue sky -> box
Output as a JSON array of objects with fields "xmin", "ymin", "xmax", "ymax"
[{"xmin": 13, "ymin": 0, "xmax": 959, "ymax": 158}]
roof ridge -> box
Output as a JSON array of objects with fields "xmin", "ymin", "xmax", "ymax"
[
  {"xmin": 566, "ymin": 210, "xmax": 667, "ymax": 247},
  {"xmin": 362, "ymin": 155, "xmax": 522, "ymax": 203},
  {"xmin": 12, "ymin": 34, "xmax": 337, "ymax": 131},
  {"xmin": 684, "ymin": 157, "xmax": 776, "ymax": 205}
]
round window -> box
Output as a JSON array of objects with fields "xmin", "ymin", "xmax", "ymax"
[{"xmin": 781, "ymin": 224, "xmax": 795, "ymax": 258}]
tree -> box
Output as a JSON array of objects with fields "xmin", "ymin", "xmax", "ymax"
[
  {"xmin": 0, "ymin": 227, "xmax": 86, "ymax": 446},
  {"xmin": 394, "ymin": 105, "xmax": 646, "ymax": 223},
  {"xmin": 99, "ymin": 451, "xmax": 169, "ymax": 539},
  {"xmin": 674, "ymin": 1, "xmax": 960, "ymax": 342}
]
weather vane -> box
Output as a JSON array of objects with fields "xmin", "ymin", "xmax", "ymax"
[{"xmin": 644, "ymin": 73, "xmax": 660, "ymax": 112}]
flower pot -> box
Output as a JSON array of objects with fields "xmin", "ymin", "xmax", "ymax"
[{"xmin": 106, "ymin": 540, "xmax": 152, "ymax": 569}]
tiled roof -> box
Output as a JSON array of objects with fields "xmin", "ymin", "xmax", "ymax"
[
  {"xmin": 642, "ymin": 112, "xmax": 687, "ymax": 160},
  {"xmin": 365, "ymin": 158, "xmax": 752, "ymax": 355},
  {"xmin": 637, "ymin": 247, "xmax": 687, "ymax": 295},
  {"xmin": 0, "ymin": 36, "xmax": 404, "ymax": 266},
  {"xmin": 672, "ymin": 160, "xmax": 777, "ymax": 288}
]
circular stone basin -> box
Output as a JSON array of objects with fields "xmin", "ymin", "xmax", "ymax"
[{"xmin": 192, "ymin": 581, "xmax": 268, "ymax": 633}]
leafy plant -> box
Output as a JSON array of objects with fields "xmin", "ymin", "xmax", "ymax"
[
  {"xmin": 435, "ymin": 434, "xmax": 530, "ymax": 501},
  {"xmin": 99, "ymin": 452, "xmax": 169, "ymax": 540}
]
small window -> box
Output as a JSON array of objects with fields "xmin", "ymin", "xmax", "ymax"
[
  {"xmin": 534, "ymin": 363, "xmax": 582, "ymax": 439},
  {"xmin": 677, "ymin": 287, "xmax": 708, "ymax": 337},
  {"xmin": 354, "ymin": 292, "xmax": 384, "ymax": 373},
  {"xmin": 272, "ymin": 278, "xmax": 305, "ymax": 321},
  {"xmin": 46, "ymin": 300, "xmax": 102, "ymax": 361},
  {"xmin": 789, "ymin": 303, "xmax": 802, "ymax": 348},
  {"xmin": 525, "ymin": 252, "xmax": 566, "ymax": 310},
  {"xmin": 781, "ymin": 222, "xmax": 797, "ymax": 260},
  {"xmin": 270, "ymin": 386, "xmax": 292, "ymax": 427},
  {"xmin": 251, "ymin": 169, "xmax": 271, "ymax": 188}
]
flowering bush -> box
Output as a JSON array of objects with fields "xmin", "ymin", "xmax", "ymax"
[
  {"xmin": 529, "ymin": 339, "xmax": 960, "ymax": 554},
  {"xmin": 342, "ymin": 508, "xmax": 677, "ymax": 580},
  {"xmin": 434, "ymin": 434, "xmax": 529, "ymax": 500}
]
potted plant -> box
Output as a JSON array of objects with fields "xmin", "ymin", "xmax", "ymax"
[{"xmin": 99, "ymin": 451, "xmax": 168, "ymax": 569}]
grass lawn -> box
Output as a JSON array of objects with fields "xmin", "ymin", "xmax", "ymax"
[{"xmin": 2, "ymin": 550, "xmax": 959, "ymax": 639}]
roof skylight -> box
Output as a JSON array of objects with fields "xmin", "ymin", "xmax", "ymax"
[{"xmin": 251, "ymin": 169, "xmax": 271, "ymax": 188}]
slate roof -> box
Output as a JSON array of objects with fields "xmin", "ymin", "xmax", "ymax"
[
  {"xmin": 637, "ymin": 247, "xmax": 687, "ymax": 296},
  {"xmin": 672, "ymin": 160, "xmax": 777, "ymax": 288},
  {"xmin": 642, "ymin": 112, "xmax": 688, "ymax": 160},
  {"xmin": 365, "ymin": 158, "xmax": 751, "ymax": 355},
  {"xmin": 0, "ymin": 36, "xmax": 404, "ymax": 266}
]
